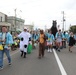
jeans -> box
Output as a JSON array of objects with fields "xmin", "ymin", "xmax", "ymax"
[
  {"xmin": 0, "ymin": 48, "xmax": 11, "ymax": 67},
  {"xmin": 0, "ymin": 50, "xmax": 3, "ymax": 67}
]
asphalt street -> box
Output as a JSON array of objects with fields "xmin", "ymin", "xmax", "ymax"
[{"xmin": 0, "ymin": 46, "xmax": 76, "ymax": 75}]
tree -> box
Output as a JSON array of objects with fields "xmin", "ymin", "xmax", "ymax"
[
  {"xmin": 50, "ymin": 20, "xmax": 58, "ymax": 37},
  {"xmin": 69, "ymin": 25, "xmax": 76, "ymax": 34}
]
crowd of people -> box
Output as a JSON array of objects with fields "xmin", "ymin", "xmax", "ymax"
[{"xmin": 0, "ymin": 26, "xmax": 76, "ymax": 70}]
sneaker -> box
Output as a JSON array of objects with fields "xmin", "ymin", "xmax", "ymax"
[
  {"xmin": 58, "ymin": 49, "xmax": 60, "ymax": 52},
  {"xmin": 0, "ymin": 67, "xmax": 3, "ymax": 70},
  {"xmin": 9, "ymin": 63, "xmax": 11, "ymax": 66},
  {"xmin": 69, "ymin": 49, "xmax": 72, "ymax": 53},
  {"xmin": 50, "ymin": 49, "xmax": 52, "ymax": 52},
  {"xmin": 48, "ymin": 49, "xmax": 50, "ymax": 52}
]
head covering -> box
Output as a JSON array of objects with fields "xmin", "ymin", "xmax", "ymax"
[
  {"xmin": 59, "ymin": 29, "xmax": 61, "ymax": 31},
  {"xmin": 24, "ymin": 27, "xmax": 27, "ymax": 30}
]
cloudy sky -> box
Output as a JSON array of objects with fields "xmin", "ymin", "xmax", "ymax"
[{"xmin": 0, "ymin": 0, "xmax": 76, "ymax": 30}]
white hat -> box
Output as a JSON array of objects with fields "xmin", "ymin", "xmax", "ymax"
[{"xmin": 24, "ymin": 27, "xmax": 27, "ymax": 30}]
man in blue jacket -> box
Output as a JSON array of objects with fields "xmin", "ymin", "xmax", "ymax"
[{"xmin": 0, "ymin": 26, "xmax": 13, "ymax": 70}]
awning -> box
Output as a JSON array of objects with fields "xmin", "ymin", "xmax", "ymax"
[{"xmin": 0, "ymin": 22, "xmax": 11, "ymax": 26}]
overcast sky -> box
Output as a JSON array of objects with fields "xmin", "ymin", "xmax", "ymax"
[{"xmin": 0, "ymin": 0, "xmax": 76, "ymax": 30}]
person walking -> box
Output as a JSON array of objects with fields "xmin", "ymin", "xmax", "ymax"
[
  {"xmin": 47, "ymin": 30, "xmax": 54, "ymax": 52},
  {"xmin": 68, "ymin": 32, "xmax": 75, "ymax": 52},
  {"xmin": 62, "ymin": 31, "xmax": 67, "ymax": 48},
  {"xmin": 55, "ymin": 29, "xmax": 64, "ymax": 52},
  {"xmin": 0, "ymin": 26, "xmax": 13, "ymax": 70},
  {"xmin": 31, "ymin": 31, "xmax": 39, "ymax": 49},
  {"xmin": 38, "ymin": 30, "xmax": 46, "ymax": 59},
  {"xmin": 17, "ymin": 27, "xmax": 31, "ymax": 58}
]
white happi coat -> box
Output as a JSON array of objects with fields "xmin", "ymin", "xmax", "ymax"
[{"xmin": 18, "ymin": 31, "xmax": 30, "ymax": 52}]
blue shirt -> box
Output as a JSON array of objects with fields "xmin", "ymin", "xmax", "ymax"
[
  {"xmin": 0, "ymin": 32, "xmax": 13, "ymax": 45},
  {"xmin": 32, "ymin": 34, "xmax": 39, "ymax": 41},
  {"xmin": 47, "ymin": 33, "xmax": 54, "ymax": 42},
  {"xmin": 55, "ymin": 32, "xmax": 64, "ymax": 39}
]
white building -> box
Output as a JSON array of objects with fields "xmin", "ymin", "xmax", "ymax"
[
  {"xmin": 24, "ymin": 25, "xmax": 34, "ymax": 32},
  {"xmin": 0, "ymin": 12, "xmax": 11, "ymax": 32},
  {"xmin": 7, "ymin": 16, "xmax": 25, "ymax": 33}
]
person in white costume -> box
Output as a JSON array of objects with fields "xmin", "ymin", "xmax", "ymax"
[
  {"xmin": 47, "ymin": 30, "xmax": 54, "ymax": 52},
  {"xmin": 17, "ymin": 27, "xmax": 31, "ymax": 58}
]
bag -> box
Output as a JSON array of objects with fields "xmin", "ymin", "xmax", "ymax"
[
  {"xmin": 0, "ymin": 45, "xmax": 3, "ymax": 50},
  {"xmin": 27, "ymin": 44, "xmax": 32, "ymax": 54}
]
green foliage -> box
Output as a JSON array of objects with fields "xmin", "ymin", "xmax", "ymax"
[{"xmin": 69, "ymin": 25, "xmax": 76, "ymax": 34}]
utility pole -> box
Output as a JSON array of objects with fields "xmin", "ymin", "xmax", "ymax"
[
  {"xmin": 62, "ymin": 11, "xmax": 64, "ymax": 32},
  {"xmin": 62, "ymin": 11, "xmax": 66, "ymax": 32},
  {"xmin": 14, "ymin": 9, "xmax": 17, "ymax": 33}
]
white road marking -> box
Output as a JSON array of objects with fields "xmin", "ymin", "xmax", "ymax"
[
  {"xmin": 4, "ymin": 50, "xmax": 19, "ymax": 60},
  {"xmin": 53, "ymin": 49, "xmax": 67, "ymax": 75}
]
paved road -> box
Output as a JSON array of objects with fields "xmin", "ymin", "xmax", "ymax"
[
  {"xmin": 0, "ymin": 46, "xmax": 76, "ymax": 75},
  {"xmin": 57, "ymin": 46, "xmax": 76, "ymax": 75}
]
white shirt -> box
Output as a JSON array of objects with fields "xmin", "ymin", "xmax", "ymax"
[
  {"xmin": 2, "ymin": 33, "xmax": 6, "ymax": 40},
  {"xmin": 2, "ymin": 33, "xmax": 6, "ymax": 44}
]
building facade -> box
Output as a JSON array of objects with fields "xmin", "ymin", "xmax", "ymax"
[
  {"xmin": 7, "ymin": 16, "xmax": 25, "ymax": 34},
  {"xmin": 24, "ymin": 25, "xmax": 34, "ymax": 32},
  {"xmin": 0, "ymin": 12, "xmax": 11, "ymax": 32}
]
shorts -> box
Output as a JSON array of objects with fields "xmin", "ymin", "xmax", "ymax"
[
  {"xmin": 56, "ymin": 39, "xmax": 62, "ymax": 43},
  {"xmin": 47, "ymin": 42, "xmax": 52, "ymax": 45}
]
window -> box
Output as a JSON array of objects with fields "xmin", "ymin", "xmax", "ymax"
[
  {"xmin": 0, "ymin": 26, "xmax": 2, "ymax": 32},
  {"xmin": 0, "ymin": 16, "xmax": 2, "ymax": 22}
]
